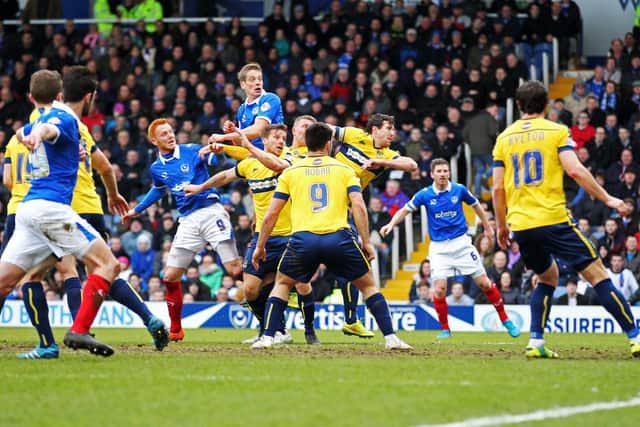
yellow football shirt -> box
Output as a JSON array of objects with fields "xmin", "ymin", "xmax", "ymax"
[
  {"xmin": 274, "ymin": 156, "xmax": 361, "ymax": 234},
  {"xmin": 236, "ymin": 156, "xmax": 291, "ymax": 236},
  {"xmin": 71, "ymin": 122, "xmax": 103, "ymax": 214},
  {"xmin": 334, "ymin": 127, "xmax": 399, "ymax": 188},
  {"xmin": 4, "ymin": 135, "xmax": 31, "ymax": 215},
  {"xmin": 493, "ymin": 117, "xmax": 573, "ymax": 231}
]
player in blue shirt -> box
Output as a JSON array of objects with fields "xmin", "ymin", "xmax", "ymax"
[
  {"xmin": 209, "ymin": 63, "xmax": 283, "ymax": 149},
  {"xmin": 122, "ymin": 118, "xmax": 242, "ymax": 342},
  {"xmin": 381, "ymin": 158, "xmax": 520, "ymax": 338},
  {"xmin": 0, "ymin": 67, "xmax": 141, "ymax": 357}
]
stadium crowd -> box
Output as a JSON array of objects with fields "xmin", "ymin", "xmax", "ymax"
[{"xmin": 1, "ymin": 0, "xmax": 639, "ymax": 307}]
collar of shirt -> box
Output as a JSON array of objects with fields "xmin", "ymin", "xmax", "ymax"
[
  {"xmin": 243, "ymin": 90, "xmax": 266, "ymax": 107},
  {"xmin": 433, "ymin": 181, "xmax": 452, "ymax": 195},
  {"xmin": 158, "ymin": 145, "xmax": 180, "ymax": 164},
  {"xmin": 52, "ymin": 100, "xmax": 81, "ymax": 124}
]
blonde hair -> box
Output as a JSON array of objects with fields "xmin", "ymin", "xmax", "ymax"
[{"xmin": 238, "ymin": 63, "xmax": 262, "ymax": 82}]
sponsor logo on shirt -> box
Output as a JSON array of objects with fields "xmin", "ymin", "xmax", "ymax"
[{"xmin": 435, "ymin": 210, "xmax": 458, "ymax": 219}]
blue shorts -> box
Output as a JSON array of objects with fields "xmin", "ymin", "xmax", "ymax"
[
  {"xmin": 243, "ymin": 233, "xmax": 289, "ymax": 279},
  {"xmin": 512, "ymin": 221, "xmax": 598, "ymax": 274},
  {"xmin": 278, "ymin": 230, "xmax": 370, "ymax": 283},
  {"xmin": 80, "ymin": 213, "xmax": 109, "ymax": 241},
  {"xmin": 1, "ymin": 214, "xmax": 16, "ymax": 254}
]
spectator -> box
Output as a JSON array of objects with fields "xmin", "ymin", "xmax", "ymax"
[
  {"xmin": 463, "ymin": 103, "xmax": 499, "ymax": 194},
  {"xmin": 497, "ymin": 271, "xmax": 521, "ymax": 305},
  {"xmin": 446, "ymin": 282, "xmax": 474, "ymax": 306},
  {"xmin": 234, "ymin": 213, "xmax": 253, "ymax": 256},
  {"xmin": 563, "ymin": 79, "xmax": 589, "ymax": 122},
  {"xmin": 130, "ymin": 234, "xmax": 156, "ymax": 287},
  {"xmin": 584, "ymin": 127, "xmax": 615, "ymax": 172},
  {"xmin": 379, "ymin": 179, "xmax": 409, "ymax": 217},
  {"xmin": 555, "ymin": 278, "xmax": 593, "ymax": 305},
  {"xmin": 486, "ymin": 250, "xmax": 510, "ymax": 285},
  {"xmin": 409, "ymin": 259, "xmax": 432, "ymax": 302},
  {"xmin": 598, "ymin": 218, "xmax": 625, "ymax": 255},
  {"xmin": 183, "ymin": 266, "xmax": 211, "ymax": 301},
  {"xmin": 570, "ymin": 111, "xmax": 595, "ymax": 150},
  {"xmin": 412, "ymin": 283, "xmax": 432, "ymax": 304},
  {"xmin": 607, "ymin": 253, "xmax": 640, "ymax": 301},
  {"xmin": 121, "ymin": 218, "xmax": 153, "ymax": 256}
]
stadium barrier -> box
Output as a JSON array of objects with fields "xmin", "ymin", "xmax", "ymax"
[{"xmin": 2, "ymin": 300, "xmax": 639, "ymax": 333}]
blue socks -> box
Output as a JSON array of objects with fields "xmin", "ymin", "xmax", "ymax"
[
  {"xmin": 109, "ymin": 278, "xmax": 152, "ymax": 325},
  {"xmin": 64, "ymin": 277, "xmax": 82, "ymax": 319},
  {"xmin": 298, "ymin": 291, "xmax": 315, "ymax": 334},
  {"xmin": 22, "ymin": 282, "xmax": 56, "ymax": 348},
  {"xmin": 593, "ymin": 279, "xmax": 639, "ymax": 339},
  {"xmin": 529, "ymin": 283, "xmax": 555, "ymax": 340},
  {"xmin": 263, "ymin": 296, "xmax": 287, "ymax": 338},
  {"xmin": 338, "ymin": 278, "xmax": 359, "ymax": 324},
  {"xmin": 365, "ymin": 292, "xmax": 394, "ymax": 336}
]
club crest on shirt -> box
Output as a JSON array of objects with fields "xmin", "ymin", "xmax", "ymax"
[
  {"xmin": 260, "ymin": 102, "xmax": 271, "ymax": 112},
  {"xmin": 161, "ymin": 172, "xmax": 169, "ymax": 179},
  {"xmin": 47, "ymin": 117, "xmax": 61, "ymax": 125},
  {"xmin": 430, "ymin": 199, "xmax": 437, "ymax": 205},
  {"xmin": 180, "ymin": 163, "xmax": 189, "ymax": 173},
  {"xmin": 451, "ymin": 196, "xmax": 459, "ymax": 203},
  {"xmin": 376, "ymin": 150, "xmax": 384, "ymax": 157}
]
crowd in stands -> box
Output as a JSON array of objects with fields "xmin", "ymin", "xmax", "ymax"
[{"xmin": 1, "ymin": 0, "xmax": 637, "ymax": 307}]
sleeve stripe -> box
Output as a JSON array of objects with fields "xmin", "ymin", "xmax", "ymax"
[
  {"xmin": 234, "ymin": 165, "xmax": 244, "ymax": 178},
  {"xmin": 492, "ymin": 160, "xmax": 505, "ymax": 167},
  {"xmin": 347, "ymin": 185, "xmax": 361, "ymax": 193},
  {"xmin": 273, "ymin": 191, "xmax": 289, "ymax": 200},
  {"xmin": 558, "ymin": 146, "xmax": 574, "ymax": 153},
  {"xmin": 335, "ymin": 126, "xmax": 345, "ymax": 142},
  {"xmin": 4, "ymin": 158, "xmax": 11, "ymax": 164},
  {"xmin": 406, "ymin": 200, "xmax": 417, "ymax": 212}
]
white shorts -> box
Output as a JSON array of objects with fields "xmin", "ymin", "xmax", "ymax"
[
  {"xmin": 167, "ymin": 203, "xmax": 238, "ymax": 268},
  {"xmin": 429, "ymin": 234, "xmax": 486, "ymax": 281},
  {"xmin": 1, "ymin": 200, "xmax": 99, "ymax": 271}
]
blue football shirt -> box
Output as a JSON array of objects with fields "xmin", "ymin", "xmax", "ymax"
[
  {"xmin": 22, "ymin": 106, "xmax": 80, "ymax": 205},
  {"xmin": 405, "ymin": 182, "xmax": 477, "ymax": 241},
  {"xmin": 237, "ymin": 91, "xmax": 283, "ymax": 149},
  {"xmin": 148, "ymin": 144, "xmax": 221, "ymax": 217}
]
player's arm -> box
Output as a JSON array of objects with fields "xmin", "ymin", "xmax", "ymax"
[
  {"xmin": 233, "ymin": 123, "xmax": 289, "ymax": 172},
  {"xmin": 349, "ymin": 189, "xmax": 375, "ymax": 260},
  {"xmin": 184, "ymin": 168, "xmax": 238, "ymax": 196},
  {"xmin": 470, "ymin": 202, "xmax": 494, "ymax": 241},
  {"xmin": 17, "ymin": 123, "xmax": 59, "ymax": 149},
  {"xmin": 214, "ymin": 118, "xmax": 270, "ymax": 145},
  {"xmin": 491, "ymin": 164, "xmax": 509, "ymax": 250},
  {"xmin": 363, "ymin": 155, "xmax": 418, "ymax": 172},
  {"xmin": 559, "ymin": 149, "xmax": 630, "ymax": 215},
  {"xmin": 380, "ymin": 207, "xmax": 411, "ymax": 238},
  {"xmin": 252, "ymin": 196, "xmax": 287, "ymax": 269},
  {"xmin": 122, "ymin": 182, "xmax": 167, "ymax": 224},
  {"xmin": 3, "ymin": 163, "xmax": 12, "ymax": 191},
  {"xmin": 92, "ymin": 147, "xmax": 128, "ymax": 216}
]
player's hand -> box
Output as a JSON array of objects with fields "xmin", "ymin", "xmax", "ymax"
[
  {"xmin": 184, "ymin": 184, "xmax": 203, "ymax": 197},
  {"xmin": 497, "ymin": 224, "xmax": 510, "ymax": 250},
  {"xmin": 209, "ymin": 133, "xmax": 226, "ymax": 144},
  {"xmin": 606, "ymin": 196, "xmax": 631, "ymax": 217},
  {"xmin": 380, "ymin": 223, "xmax": 393, "ymax": 238},
  {"xmin": 484, "ymin": 224, "xmax": 495, "ymax": 242},
  {"xmin": 230, "ymin": 123, "xmax": 251, "ymax": 148},
  {"xmin": 252, "ymin": 246, "xmax": 266, "ymax": 270},
  {"xmin": 363, "ymin": 242, "xmax": 376, "ymax": 261},
  {"xmin": 108, "ymin": 193, "xmax": 129, "ymax": 217},
  {"xmin": 79, "ymin": 145, "xmax": 87, "ymax": 161},
  {"xmin": 222, "ymin": 120, "xmax": 235, "ymax": 134},
  {"xmin": 21, "ymin": 130, "xmax": 42, "ymax": 151},
  {"xmin": 121, "ymin": 208, "xmax": 139, "ymax": 225},
  {"xmin": 362, "ymin": 159, "xmax": 381, "ymax": 170}
]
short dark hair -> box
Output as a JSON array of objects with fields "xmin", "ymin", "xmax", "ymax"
[
  {"xmin": 430, "ymin": 157, "xmax": 450, "ymax": 172},
  {"xmin": 29, "ymin": 70, "xmax": 62, "ymax": 104},
  {"xmin": 515, "ymin": 80, "xmax": 547, "ymax": 114},
  {"xmin": 63, "ymin": 66, "xmax": 98, "ymax": 102},
  {"xmin": 366, "ymin": 113, "xmax": 395, "ymax": 134},
  {"xmin": 305, "ymin": 123, "xmax": 333, "ymax": 151}
]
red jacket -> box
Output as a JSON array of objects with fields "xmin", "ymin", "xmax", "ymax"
[{"xmin": 570, "ymin": 124, "xmax": 595, "ymax": 150}]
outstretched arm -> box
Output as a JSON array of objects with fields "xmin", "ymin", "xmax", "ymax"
[
  {"xmin": 232, "ymin": 123, "xmax": 290, "ymax": 172},
  {"xmin": 122, "ymin": 186, "xmax": 166, "ymax": 224},
  {"xmin": 380, "ymin": 206, "xmax": 411, "ymax": 238},
  {"xmin": 184, "ymin": 168, "xmax": 238, "ymax": 197},
  {"xmin": 471, "ymin": 202, "xmax": 494, "ymax": 241},
  {"xmin": 363, "ymin": 156, "xmax": 418, "ymax": 172}
]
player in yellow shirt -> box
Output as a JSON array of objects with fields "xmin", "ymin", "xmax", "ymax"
[
  {"xmin": 2, "ymin": 101, "xmax": 168, "ymax": 359},
  {"xmin": 185, "ymin": 123, "xmax": 319, "ymax": 345},
  {"xmin": 330, "ymin": 114, "xmax": 418, "ymax": 338},
  {"xmin": 492, "ymin": 80, "xmax": 639, "ymax": 359},
  {"xmin": 250, "ymin": 123, "xmax": 411, "ymax": 349}
]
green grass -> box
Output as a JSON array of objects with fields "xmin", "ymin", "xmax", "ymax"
[{"xmin": 1, "ymin": 328, "xmax": 639, "ymax": 427}]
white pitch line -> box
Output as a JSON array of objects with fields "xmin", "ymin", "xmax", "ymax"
[{"xmin": 415, "ymin": 395, "xmax": 640, "ymax": 427}]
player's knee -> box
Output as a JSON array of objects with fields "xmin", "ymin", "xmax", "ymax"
[{"xmin": 295, "ymin": 282, "xmax": 312, "ymax": 295}]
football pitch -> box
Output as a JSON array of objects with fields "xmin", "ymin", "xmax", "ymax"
[{"xmin": 1, "ymin": 328, "xmax": 638, "ymax": 427}]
